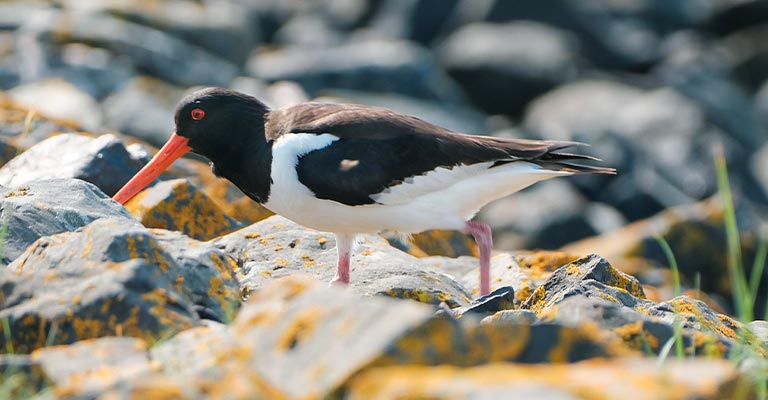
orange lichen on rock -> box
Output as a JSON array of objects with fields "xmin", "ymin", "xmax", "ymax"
[
  {"xmin": 408, "ymin": 229, "xmax": 478, "ymax": 258},
  {"xmin": 612, "ymin": 321, "xmax": 660, "ymax": 352},
  {"xmin": 514, "ymin": 251, "xmax": 579, "ymax": 280},
  {"xmin": 125, "ymin": 178, "xmax": 241, "ymax": 241},
  {"xmin": 344, "ymin": 358, "xmax": 743, "ymax": 399}
]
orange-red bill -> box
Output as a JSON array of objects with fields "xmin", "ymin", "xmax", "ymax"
[{"xmin": 113, "ymin": 132, "xmax": 191, "ymax": 204}]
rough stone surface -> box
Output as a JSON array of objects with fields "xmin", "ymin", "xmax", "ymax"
[
  {"xmin": 563, "ymin": 198, "xmax": 767, "ymax": 316},
  {"xmin": 522, "ymin": 254, "xmax": 646, "ymax": 312},
  {"xmin": 0, "ymin": 259, "xmax": 198, "ymax": 354},
  {"xmin": 125, "ymin": 178, "xmax": 243, "ymax": 241},
  {"xmin": 214, "ymin": 215, "xmax": 474, "ymax": 307},
  {"xmin": 0, "ymin": 133, "xmax": 145, "ymax": 197},
  {"xmin": 9, "ymin": 218, "xmax": 241, "ymax": 324},
  {"xmin": 101, "ymin": 77, "xmax": 185, "ymax": 148},
  {"xmin": 31, "ymin": 337, "xmax": 152, "ymax": 397},
  {"xmin": 345, "ymin": 359, "xmax": 745, "ymax": 400},
  {"xmin": 248, "ymin": 39, "xmax": 465, "ymax": 104},
  {"xmin": 0, "ymin": 178, "xmax": 136, "ymax": 265},
  {"xmin": 440, "ymin": 21, "xmax": 581, "ymax": 115}
]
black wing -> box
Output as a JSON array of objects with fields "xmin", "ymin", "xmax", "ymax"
[{"xmin": 267, "ymin": 103, "xmax": 613, "ymax": 206}]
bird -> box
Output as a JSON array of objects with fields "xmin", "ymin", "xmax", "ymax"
[{"xmin": 113, "ymin": 87, "xmax": 614, "ymax": 296}]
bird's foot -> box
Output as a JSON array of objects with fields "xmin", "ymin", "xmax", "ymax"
[{"xmin": 329, "ymin": 274, "xmax": 349, "ymax": 286}]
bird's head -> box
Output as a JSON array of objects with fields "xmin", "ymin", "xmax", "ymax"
[{"xmin": 113, "ymin": 87, "xmax": 269, "ymax": 204}]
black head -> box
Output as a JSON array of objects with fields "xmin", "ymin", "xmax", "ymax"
[{"xmin": 174, "ymin": 87, "xmax": 270, "ymax": 158}]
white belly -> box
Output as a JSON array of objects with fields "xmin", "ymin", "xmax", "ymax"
[{"xmin": 263, "ymin": 133, "xmax": 569, "ymax": 235}]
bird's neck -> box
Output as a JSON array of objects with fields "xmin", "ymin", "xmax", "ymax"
[{"xmin": 206, "ymin": 125, "xmax": 274, "ymax": 204}]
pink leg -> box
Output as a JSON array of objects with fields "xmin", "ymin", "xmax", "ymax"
[
  {"xmin": 464, "ymin": 221, "xmax": 492, "ymax": 296},
  {"xmin": 330, "ymin": 233, "xmax": 355, "ymax": 285}
]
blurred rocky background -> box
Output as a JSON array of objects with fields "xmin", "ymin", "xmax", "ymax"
[{"xmin": 1, "ymin": 0, "xmax": 768, "ymax": 398}]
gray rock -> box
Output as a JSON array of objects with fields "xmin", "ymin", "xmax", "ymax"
[
  {"xmin": 213, "ymin": 215, "xmax": 474, "ymax": 307},
  {"xmin": 439, "ymin": 21, "xmax": 581, "ymax": 116},
  {"xmin": 525, "ymin": 79, "xmax": 723, "ymax": 215},
  {"xmin": 273, "ymin": 14, "xmax": 345, "ymax": 47},
  {"xmin": 8, "ymin": 78, "xmax": 102, "ymax": 131},
  {"xmin": 0, "ymin": 179, "xmax": 136, "ymax": 265},
  {"xmin": 248, "ymin": 39, "xmax": 466, "ymax": 104},
  {"xmin": 0, "ymin": 133, "xmax": 145, "ymax": 197},
  {"xmin": 20, "ymin": 9, "xmax": 238, "ymax": 87},
  {"xmin": 9, "ymin": 218, "xmax": 241, "ymax": 324},
  {"xmin": 482, "ymin": 0, "xmax": 664, "ymax": 69},
  {"xmin": 87, "ymin": 0, "xmax": 258, "ymax": 66},
  {"xmin": 368, "ymin": 0, "xmax": 460, "ymax": 44},
  {"xmin": 145, "ymin": 276, "xmax": 618, "ymax": 398},
  {"xmin": 101, "ymin": 77, "xmax": 184, "ymax": 147},
  {"xmin": 453, "ymin": 286, "xmax": 515, "ymax": 317},
  {"xmin": 32, "ymin": 337, "xmax": 152, "ymax": 396},
  {"xmin": 522, "ymin": 254, "xmax": 647, "ymax": 311},
  {"xmin": 0, "ymin": 259, "xmax": 198, "ymax": 354}
]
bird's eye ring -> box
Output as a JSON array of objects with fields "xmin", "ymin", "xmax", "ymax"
[{"xmin": 191, "ymin": 108, "xmax": 206, "ymax": 121}]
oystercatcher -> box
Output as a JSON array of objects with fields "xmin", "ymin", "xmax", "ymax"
[{"xmin": 114, "ymin": 88, "xmax": 614, "ymax": 296}]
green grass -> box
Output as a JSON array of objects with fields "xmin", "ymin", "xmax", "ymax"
[
  {"xmin": 654, "ymin": 235, "xmax": 685, "ymax": 361},
  {"xmin": 714, "ymin": 148, "xmax": 767, "ymax": 399}
]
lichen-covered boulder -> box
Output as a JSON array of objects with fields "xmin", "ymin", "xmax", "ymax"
[
  {"xmin": 9, "ymin": 218, "xmax": 241, "ymax": 323},
  {"xmin": 124, "ymin": 178, "xmax": 243, "ymax": 241},
  {"xmin": 214, "ymin": 215, "xmax": 473, "ymax": 307},
  {"xmin": 145, "ymin": 276, "xmax": 622, "ymax": 398},
  {"xmin": 0, "ymin": 259, "xmax": 198, "ymax": 354},
  {"xmin": 0, "ymin": 178, "xmax": 137, "ymax": 264},
  {"xmin": 31, "ymin": 337, "xmax": 152, "ymax": 396},
  {"xmin": 522, "ymin": 254, "xmax": 646, "ymax": 312},
  {"xmin": 345, "ymin": 358, "xmax": 746, "ymax": 399},
  {"xmin": 0, "ymin": 133, "xmax": 145, "ymax": 197}
]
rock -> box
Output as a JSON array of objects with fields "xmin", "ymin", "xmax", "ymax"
[
  {"xmin": 0, "ymin": 137, "xmax": 20, "ymax": 167},
  {"xmin": 453, "ymin": 286, "xmax": 515, "ymax": 317},
  {"xmin": 272, "ymin": 14, "xmax": 345, "ymax": 47},
  {"xmin": 655, "ymin": 38, "xmax": 765, "ymax": 151},
  {"xmin": 562, "ymin": 198, "xmax": 766, "ymax": 316},
  {"xmin": 124, "ymin": 178, "xmax": 243, "ymax": 241},
  {"xmin": 85, "ymin": 0, "xmax": 258, "ymax": 66},
  {"xmin": 524, "ymin": 79, "xmax": 725, "ymax": 214},
  {"xmin": 0, "ymin": 354, "xmax": 49, "ymax": 397},
  {"xmin": 345, "ymin": 358, "xmax": 745, "ymax": 399},
  {"xmin": 0, "ymin": 259, "xmax": 198, "ymax": 354},
  {"xmin": 134, "ymin": 152, "xmax": 274, "ymax": 226},
  {"xmin": 248, "ymin": 39, "xmax": 466, "ymax": 104},
  {"xmin": 21, "ymin": 9, "xmax": 238, "ymax": 87},
  {"xmin": 0, "ymin": 133, "xmax": 145, "ymax": 197},
  {"xmin": 214, "ymin": 215, "xmax": 473, "ymax": 306},
  {"xmin": 383, "ymin": 228, "xmax": 477, "ymax": 258},
  {"xmin": 31, "ymin": 337, "xmax": 151, "ymax": 397},
  {"xmin": 456, "ymin": 251, "xmax": 579, "ymax": 302},
  {"xmin": 481, "ymin": 309, "xmax": 537, "ymax": 325},
  {"xmin": 9, "ymin": 218, "xmax": 241, "ymax": 324},
  {"xmin": 144, "ymin": 276, "xmax": 620, "ymax": 398},
  {"xmin": 483, "ymin": 0, "xmax": 664, "ymax": 69},
  {"xmin": 8, "ymin": 78, "xmax": 102, "ymax": 130},
  {"xmin": 0, "ymin": 178, "xmax": 136, "ymax": 264},
  {"xmin": 0, "ymin": 93, "xmax": 80, "ymax": 147},
  {"xmin": 101, "ymin": 77, "xmax": 185, "ymax": 147},
  {"xmin": 522, "ymin": 254, "xmax": 646, "ymax": 312},
  {"xmin": 368, "ymin": 0, "xmax": 460, "ymax": 44},
  {"xmin": 439, "ymin": 21, "xmax": 581, "ymax": 116},
  {"xmin": 645, "ymin": 296, "xmax": 744, "ymax": 344}
]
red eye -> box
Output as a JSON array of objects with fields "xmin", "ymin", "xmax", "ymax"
[{"xmin": 191, "ymin": 108, "xmax": 206, "ymax": 120}]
